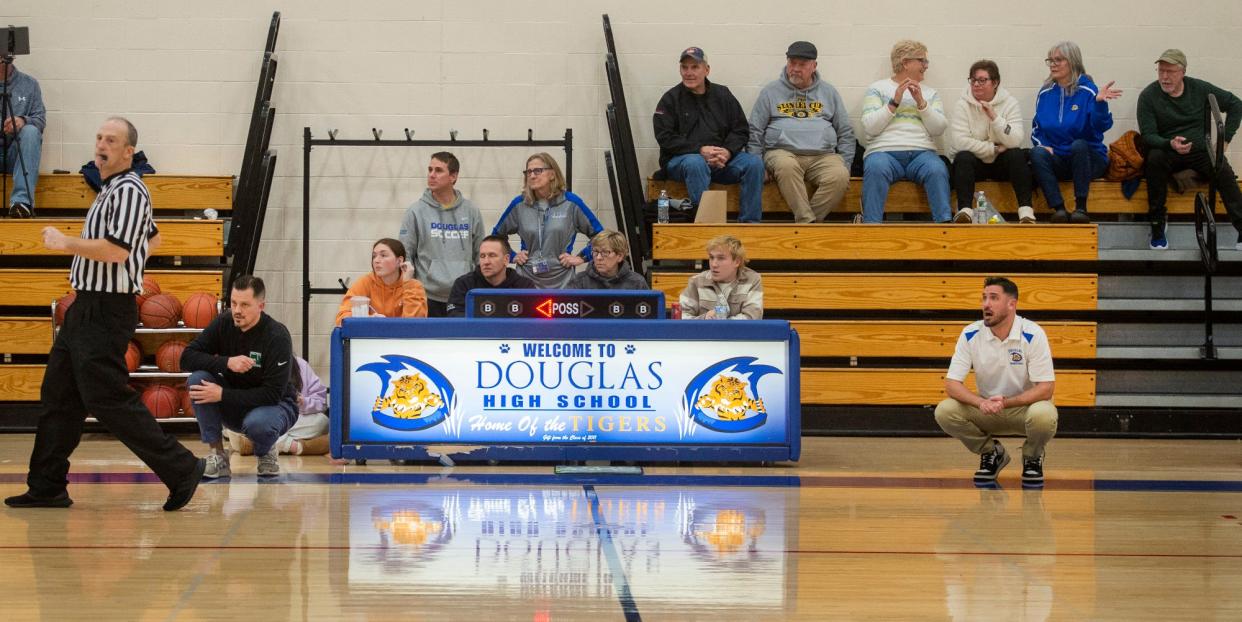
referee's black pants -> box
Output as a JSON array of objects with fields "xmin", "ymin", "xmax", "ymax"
[{"xmin": 26, "ymin": 291, "xmax": 199, "ymax": 497}]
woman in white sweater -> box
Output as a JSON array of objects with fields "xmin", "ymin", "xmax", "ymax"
[
  {"xmin": 949, "ymin": 60, "xmax": 1035, "ymax": 223},
  {"xmin": 860, "ymin": 40, "xmax": 952, "ymax": 223}
]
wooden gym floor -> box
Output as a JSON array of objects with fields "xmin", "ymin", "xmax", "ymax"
[{"xmin": 2, "ymin": 434, "xmax": 1241, "ymax": 620}]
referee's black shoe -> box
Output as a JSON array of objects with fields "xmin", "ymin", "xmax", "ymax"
[
  {"xmin": 4, "ymin": 490, "xmax": 73, "ymax": 508},
  {"xmin": 9, "ymin": 202, "xmax": 34, "ymax": 218},
  {"xmin": 163, "ymin": 457, "xmax": 206, "ymax": 512}
]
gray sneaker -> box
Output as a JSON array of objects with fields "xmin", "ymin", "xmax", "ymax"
[
  {"xmin": 257, "ymin": 446, "xmax": 280, "ymax": 477},
  {"xmin": 203, "ymin": 450, "xmax": 231, "ymax": 479}
]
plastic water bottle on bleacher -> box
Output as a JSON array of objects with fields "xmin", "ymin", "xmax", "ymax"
[
  {"xmin": 657, "ymin": 190, "xmax": 670, "ymax": 224},
  {"xmin": 973, "ymin": 191, "xmax": 989, "ymax": 224}
]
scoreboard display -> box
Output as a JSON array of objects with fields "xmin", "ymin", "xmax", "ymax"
[{"xmin": 465, "ymin": 289, "xmax": 665, "ymax": 320}]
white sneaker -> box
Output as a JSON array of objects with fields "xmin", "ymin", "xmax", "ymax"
[
  {"xmin": 953, "ymin": 207, "xmax": 974, "ymax": 224},
  {"xmin": 1017, "ymin": 206, "xmax": 1036, "ymax": 224},
  {"xmin": 203, "ymin": 450, "xmax": 231, "ymax": 479},
  {"xmin": 257, "ymin": 446, "xmax": 280, "ymax": 477}
]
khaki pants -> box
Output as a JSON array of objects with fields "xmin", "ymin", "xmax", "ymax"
[
  {"xmin": 934, "ymin": 398, "xmax": 1058, "ymax": 459},
  {"xmin": 763, "ymin": 149, "xmax": 850, "ymax": 223}
]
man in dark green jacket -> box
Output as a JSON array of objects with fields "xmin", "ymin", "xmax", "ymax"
[{"xmin": 1137, "ymin": 49, "xmax": 1242, "ymax": 250}]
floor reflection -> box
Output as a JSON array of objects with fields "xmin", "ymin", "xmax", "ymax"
[{"xmin": 335, "ymin": 485, "xmax": 796, "ymax": 611}]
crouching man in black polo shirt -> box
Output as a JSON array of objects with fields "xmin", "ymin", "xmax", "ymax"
[{"xmin": 182, "ymin": 275, "xmax": 299, "ymax": 479}]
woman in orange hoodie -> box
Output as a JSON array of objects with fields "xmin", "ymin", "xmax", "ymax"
[{"xmin": 334, "ymin": 238, "xmax": 428, "ymax": 326}]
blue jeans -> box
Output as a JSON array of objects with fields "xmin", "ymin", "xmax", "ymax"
[
  {"xmin": 1029, "ymin": 139, "xmax": 1108, "ymax": 212},
  {"xmin": 188, "ymin": 370, "xmax": 296, "ymax": 456},
  {"xmin": 3, "ymin": 123, "xmax": 42, "ymax": 207},
  {"xmin": 862, "ymin": 150, "xmax": 952, "ymax": 223},
  {"xmin": 666, "ymin": 151, "xmax": 765, "ymax": 222}
]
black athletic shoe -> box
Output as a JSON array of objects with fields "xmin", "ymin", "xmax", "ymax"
[
  {"xmin": 973, "ymin": 442, "xmax": 1010, "ymax": 481},
  {"xmin": 1022, "ymin": 455, "xmax": 1045, "ymax": 486},
  {"xmin": 163, "ymin": 457, "xmax": 206, "ymax": 512},
  {"xmin": 4, "ymin": 491, "xmax": 73, "ymax": 508},
  {"xmin": 8, "ymin": 202, "xmax": 34, "ymax": 218},
  {"xmin": 1069, "ymin": 208, "xmax": 1090, "ymax": 224},
  {"xmin": 1050, "ymin": 208, "xmax": 1070, "ymax": 223}
]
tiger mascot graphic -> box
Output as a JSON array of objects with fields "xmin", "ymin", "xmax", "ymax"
[
  {"xmin": 373, "ymin": 372, "xmax": 444, "ymax": 419},
  {"xmin": 695, "ymin": 375, "xmax": 766, "ymax": 421}
]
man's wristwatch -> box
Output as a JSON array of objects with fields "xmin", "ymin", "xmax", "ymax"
[{"xmin": 888, "ymin": 98, "xmax": 900, "ymax": 109}]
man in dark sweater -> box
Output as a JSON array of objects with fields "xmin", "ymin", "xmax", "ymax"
[
  {"xmin": 1138, "ymin": 49, "xmax": 1242, "ymax": 250},
  {"xmin": 654, "ymin": 46, "xmax": 765, "ymax": 222},
  {"xmin": 2, "ymin": 59, "xmax": 45, "ymax": 217},
  {"xmin": 446, "ymin": 235, "xmax": 535, "ymax": 317},
  {"xmin": 181, "ymin": 275, "xmax": 298, "ymax": 478}
]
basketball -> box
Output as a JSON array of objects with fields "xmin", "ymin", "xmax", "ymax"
[
  {"xmin": 179, "ymin": 387, "xmax": 194, "ymax": 418},
  {"xmin": 140, "ymin": 294, "xmax": 182, "ymax": 328},
  {"xmin": 55, "ymin": 291, "xmax": 77, "ymax": 326},
  {"xmin": 182, "ymin": 292, "xmax": 219, "ymax": 329},
  {"xmin": 141, "ymin": 383, "xmax": 180, "ymax": 419},
  {"xmin": 125, "ymin": 341, "xmax": 143, "ymax": 372},
  {"xmin": 155, "ymin": 340, "xmax": 188, "ymax": 373},
  {"xmin": 136, "ymin": 277, "xmax": 162, "ymax": 311}
]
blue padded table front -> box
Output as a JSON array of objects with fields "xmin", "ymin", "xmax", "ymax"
[{"xmin": 331, "ymin": 318, "xmax": 800, "ymax": 463}]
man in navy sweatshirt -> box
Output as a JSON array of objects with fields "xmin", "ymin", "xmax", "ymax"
[{"xmin": 1, "ymin": 59, "xmax": 45, "ymax": 218}]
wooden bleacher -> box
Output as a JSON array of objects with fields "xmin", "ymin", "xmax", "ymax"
[
  {"xmin": 651, "ymin": 224, "xmax": 1100, "ymax": 408},
  {"xmin": 0, "ymin": 175, "xmax": 232, "ymax": 408},
  {"xmin": 647, "ymin": 177, "xmax": 1237, "ymax": 218}
]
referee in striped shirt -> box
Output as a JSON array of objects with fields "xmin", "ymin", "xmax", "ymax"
[{"xmin": 4, "ymin": 117, "xmax": 205, "ymax": 511}]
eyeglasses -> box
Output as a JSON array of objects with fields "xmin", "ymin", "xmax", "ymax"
[
  {"xmin": 907, "ymin": 57, "xmax": 929, "ymax": 66},
  {"xmin": 593, "ymin": 249, "xmax": 618, "ymax": 257},
  {"xmin": 523, "ymin": 167, "xmax": 549, "ymax": 177},
  {"xmin": 968, "ymin": 77, "xmax": 992, "ymax": 85},
  {"xmin": 1045, "ymin": 57, "xmax": 1067, "ymax": 66}
]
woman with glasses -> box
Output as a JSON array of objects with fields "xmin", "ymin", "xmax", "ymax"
[
  {"xmin": 493, "ymin": 152, "xmax": 604, "ymax": 289},
  {"xmin": 860, "ymin": 39, "xmax": 952, "ymax": 224},
  {"xmin": 949, "ymin": 59, "xmax": 1035, "ymax": 223},
  {"xmin": 567, "ymin": 230, "xmax": 649, "ymax": 290},
  {"xmin": 1030, "ymin": 41, "xmax": 1122, "ymax": 223}
]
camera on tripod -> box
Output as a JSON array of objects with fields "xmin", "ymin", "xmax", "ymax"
[{"xmin": 3, "ymin": 25, "xmax": 33, "ymax": 218}]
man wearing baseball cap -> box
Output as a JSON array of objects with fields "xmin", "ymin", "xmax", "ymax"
[
  {"xmin": 1138, "ymin": 48, "xmax": 1242, "ymax": 250},
  {"xmin": 747, "ymin": 41, "xmax": 855, "ymax": 223},
  {"xmin": 654, "ymin": 46, "xmax": 765, "ymax": 222}
]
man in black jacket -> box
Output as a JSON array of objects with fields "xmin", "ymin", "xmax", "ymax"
[
  {"xmin": 181, "ymin": 275, "xmax": 298, "ymax": 479},
  {"xmin": 654, "ymin": 47, "xmax": 765, "ymax": 222},
  {"xmin": 446, "ymin": 235, "xmax": 536, "ymax": 317}
]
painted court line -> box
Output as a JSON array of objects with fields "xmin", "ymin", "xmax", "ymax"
[
  {"xmin": 4, "ymin": 471, "xmax": 1242, "ymax": 493},
  {"xmin": 583, "ymin": 484, "xmax": 642, "ymax": 622}
]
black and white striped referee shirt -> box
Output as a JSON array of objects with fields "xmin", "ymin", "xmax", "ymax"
[{"xmin": 70, "ymin": 169, "xmax": 159, "ymax": 294}]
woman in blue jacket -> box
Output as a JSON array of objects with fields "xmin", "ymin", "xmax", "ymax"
[{"xmin": 1030, "ymin": 41, "xmax": 1122, "ymax": 223}]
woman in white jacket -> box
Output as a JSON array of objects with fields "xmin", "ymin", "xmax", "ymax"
[{"xmin": 949, "ymin": 60, "xmax": 1035, "ymax": 223}]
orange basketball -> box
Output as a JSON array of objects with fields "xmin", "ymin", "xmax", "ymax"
[
  {"xmin": 55, "ymin": 291, "xmax": 77, "ymax": 327},
  {"xmin": 182, "ymin": 292, "xmax": 220, "ymax": 329},
  {"xmin": 140, "ymin": 294, "xmax": 182, "ymax": 329},
  {"xmin": 179, "ymin": 388, "xmax": 194, "ymax": 418},
  {"xmin": 136, "ymin": 277, "xmax": 162, "ymax": 311},
  {"xmin": 156, "ymin": 340, "xmax": 188, "ymax": 373},
  {"xmin": 125, "ymin": 341, "xmax": 143, "ymax": 372},
  {"xmin": 141, "ymin": 383, "xmax": 180, "ymax": 419}
]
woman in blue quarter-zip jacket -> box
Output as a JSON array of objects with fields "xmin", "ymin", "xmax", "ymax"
[{"xmin": 1029, "ymin": 41, "xmax": 1122, "ymax": 223}]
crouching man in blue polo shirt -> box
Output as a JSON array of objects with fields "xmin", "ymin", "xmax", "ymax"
[{"xmin": 935, "ymin": 276, "xmax": 1058, "ymax": 486}]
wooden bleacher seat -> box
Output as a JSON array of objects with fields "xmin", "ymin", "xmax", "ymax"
[
  {"xmin": 0, "ymin": 268, "xmax": 223, "ymax": 307},
  {"xmin": 0, "ymin": 365, "xmax": 43, "ymax": 401},
  {"xmin": 0, "ymin": 219, "xmax": 224, "ymax": 257},
  {"xmin": 0, "ymin": 317, "xmax": 54, "ymax": 355},
  {"xmin": 793, "ymin": 320, "xmax": 1097, "ymax": 359},
  {"xmin": 802, "ymin": 368, "xmax": 1096, "ymax": 407},
  {"xmin": 647, "ymin": 176, "xmax": 1237, "ymax": 217},
  {"xmin": 653, "ymin": 223, "xmax": 1098, "ymax": 261},
  {"xmin": 651, "ymin": 272, "xmax": 1097, "ymax": 311},
  {"xmin": 2, "ymin": 174, "xmax": 232, "ymax": 212}
]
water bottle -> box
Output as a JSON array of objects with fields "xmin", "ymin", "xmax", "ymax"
[
  {"xmin": 657, "ymin": 189, "xmax": 670, "ymax": 224},
  {"xmin": 973, "ymin": 191, "xmax": 988, "ymax": 224}
]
